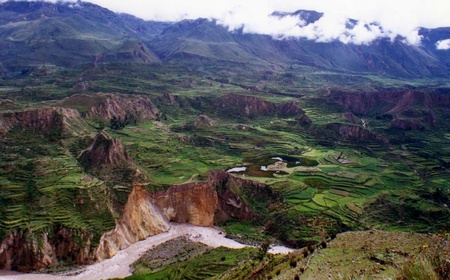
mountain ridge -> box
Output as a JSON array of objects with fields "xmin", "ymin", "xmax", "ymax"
[{"xmin": 0, "ymin": 0, "xmax": 449, "ymax": 77}]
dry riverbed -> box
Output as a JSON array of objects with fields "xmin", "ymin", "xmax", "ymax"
[{"xmin": 0, "ymin": 223, "xmax": 293, "ymax": 280}]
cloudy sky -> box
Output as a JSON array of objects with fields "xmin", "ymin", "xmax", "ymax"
[{"xmin": 3, "ymin": 0, "xmax": 450, "ymax": 47}]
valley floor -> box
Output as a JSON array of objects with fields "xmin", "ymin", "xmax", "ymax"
[{"xmin": 0, "ymin": 223, "xmax": 293, "ymax": 280}]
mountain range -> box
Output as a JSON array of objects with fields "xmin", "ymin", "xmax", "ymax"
[{"xmin": 1, "ymin": 0, "xmax": 450, "ymax": 78}]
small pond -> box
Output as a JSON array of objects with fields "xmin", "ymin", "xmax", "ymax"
[{"xmin": 227, "ymin": 155, "xmax": 319, "ymax": 177}]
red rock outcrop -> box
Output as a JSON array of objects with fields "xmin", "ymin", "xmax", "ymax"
[
  {"xmin": 208, "ymin": 171, "xmax": 279, "ymax": 222},
  {"xmin": 96, "ymin": 185, "xmax": 170, "ymax": 260},
  {"xmin": 0, "ymin": 107, "xmax": 81, "ymax": 137},
  {"xmin": 217, "ymin": 94, "xmax": 275, "ymax": 117},
  {"xmin": 0, "ymin": 228, "xmax": 95, "ymax": 272},
  {"xmin": 60, "ymin": 93, "xmax": 159, "ymax": 121},
  {"xmin": 162, "ymin": 92, "xmax": 176, "ymax": 105},
  {"xmin": 71, "ymin": 80, "xmax": 94, "ymax": 93},
  {"xmin": 0, "ymin": 231, "xmax": 52, "ymax": 272},
  {"xmin": 215, "ymin": 94, "xmax": 306, "ymax": 118},
  {"xmin": 87, "ymin": 94, "xmax": 159, "ymax": 121},
  {"xmin": 331, "ymin": 90, "xmax": 450, "ymax": 130},
  {"xmin": 153, "ymin": 182, "xmax": 218, "ymax": 226},
  {"xmin": 97, "ymin": 181, "xmax": 218, "ymax": 260},
  {"xmin": 338, "ymin": 125, "xmax": 389, "ymax": 144},
  {"xmin": 277, "ymin": 101, "xmax": 305, "ymax": 117},
  {"xmin": 298, "ymin": 114, "xmax": 312, "ymax": 127},
  {"xmin": 78, "ymin": 131, "xmax": 132, "ymax": 169}
]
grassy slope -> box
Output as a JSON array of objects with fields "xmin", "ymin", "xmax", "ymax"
[
  {"xmin": 0, "ymin": 127, "xmax": 115, "ymax": 244},
  {"xmin": 124, "ymin": 230, "xmax": 450, "ymax": 279}
]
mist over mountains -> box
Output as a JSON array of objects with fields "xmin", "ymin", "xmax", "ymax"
[{"xmin": 0, "ymin": 0, "xmax": 449, "ymax": 78}]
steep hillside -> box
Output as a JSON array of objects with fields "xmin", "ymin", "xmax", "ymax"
[{"xmin": 0, "ymin": 1, "xmax": 161, "ymax": 74}]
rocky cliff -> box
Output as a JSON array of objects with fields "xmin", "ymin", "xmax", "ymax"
[
  {"xmin": 96, "ymin": 185, "xmax": 170, "ymax": 260},
  {"xmin": 0, "ymin": 93, "xmax": 161, "ymax": 138},
  {"xmin": 331, "ymin": 90, "xmax": 450, "ymax": 130},
  {"xmin": 208, "ymin": 170, "xmax": 280, "ymax": 222},
  {"xmin": 277, "ymin": 101, "xmax": 306, "ymax": 117},
  {"xmin": 78, "ymin": 131, "xmax": 132, "ymax": 169},
  {"xmin": 97, "ymin": 181, "xmax": 218, "ymax": 260},
  {"xmin": 86, "ymin": 94, "xmax": 159, "ymax": 121},
  {"xmin": 59, "ymin": 93, "xmax": 159, "ymax": 122},
  {"xmin": 153, "ymin": 182, "xmax": 218, "ymax": 226},
  {"xmin": 338, "ymin": 124, "xmax": 389, "ymax": 144},
  {"xmin": 0, "ymin": 166, "xmax": 277, "ymax": 270},
  {"xmin": 215, "ymin": 94, "xmax": 305, "ymax": 118},
  {"xmin": 212, "ymin": 93, "xmax": 273, "ymax": 118},
  {"xmin": 0, "ymin": 228, "xmax": 95, "ymax": 272},
  {"xmin": 0, "ymin": 107, "xmax": 81, "ymax": 137},
  {"xmin": 95, "ymin": 170, "xmax": 280, "ymax": 261}
]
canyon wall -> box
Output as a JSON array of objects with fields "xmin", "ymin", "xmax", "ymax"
[
  {"xmin": 78, "ymin": 131, "xmax": 132, "ymax": 169},
  {"xmin": 96, "ymin": 182, "xmax": 219, "ymax": 260},
  {"xmin": 0, "ymin": 107, "xmax": 81, "ymax": 137},
  {"xmin": 0, "ymin": 228, "xmax": 96, "ymax": 272},
  {"xmin": 96, "ymin": 185, "xmax": 170, "ymax": 260},
  {"xmin": 331, "ymin": 90, "xmax": 450, "ymax": 130},
  {"xmin": 153, "ymin": 182, "xmax": 218, "ymax": 226}
]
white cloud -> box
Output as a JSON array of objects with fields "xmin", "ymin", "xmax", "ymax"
[
  {"xmin": 85, "ymin": 0, "xmax": 450, "ymax": 45},
  {"xmin": 2, "ymin": 0, "xmax": 450, "ymax": 45},
  {"xmin": 436, "ymin": 39, "xmax": 450, "ymax": 50}
]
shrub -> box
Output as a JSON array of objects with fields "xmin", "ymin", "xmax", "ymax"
[{"xmin": 396, "ymin": 256, "xmax": 439, "ymax": 280}]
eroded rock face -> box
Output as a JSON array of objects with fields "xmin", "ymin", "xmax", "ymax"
[
  {"xmin": 78, "ymin": 131, "xmax": 132, "ymax": 169},
  {"xmin": 0, "ymin": 228, "xmax": 95, "ymax": 272},
  {"xmin": 0, "ymin": 232, "xmax": 51, "ymax": 272},
  {"xmin": 0, "ymin": 107, "xmax": 81, "ymax": 137},
  {"xmin": 277, "ymin": 101, "xmax": 305, "ymax": 117},
  {"xmin": 153, "ymin": 182, "xmax": 218, "ymax": 226},
  {"xmin": 391, "ymin": 118, "xmax": 425, "ymax": 130},
  {"xmin": 86, "ymin": 94, "xmax": 159, "ymax": 121},
  {"xmin": 1, "ymin": 170, "xmax": 275, "ymax": 269},
  {"xmin": 97, "ymin": 182, "xmax": 218, "ymax": 260},
  {"xmin": 60, "ymin": 93, "xmax": 159, "ymax": 121},
  {"xmin": 331, "ymin": 90, "xmax": 450, "ymax": 130},
  {"xmin": 215, "ymin": 94, "xmax": 306, "ymax": 118},
  {"xmin": 208, "ymin": 170, "xmax": 279, "ymax": 222},
  {"xmin": 216, "ymin": 94, "xmax": 275, "ymax": 117},
  {"xmin": 338, "ymin": 125, "xmax": 389, "ymax": 144},
  {"xmin": 96, "ymin": 185, "xmax": 170, "ymax": 260}
]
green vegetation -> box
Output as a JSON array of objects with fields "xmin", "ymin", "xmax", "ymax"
[
  {"xmin": 127, "ymin": 238, "xmax": 258, "ymax": 280},
  {"xmin": 1, "ymin": 2, "xmax": 450, "ymax": 277},
  {"xmin": 1, "ymin": 60, "xmax": 450, "ymax": 276},
  {"xmin": 0, "ymin": 127, "xmax": 116, "ymax": 251}
]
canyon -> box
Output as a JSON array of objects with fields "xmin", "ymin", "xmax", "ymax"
[
  {"xmin": 0, "ymin": 3, "xmax": 449, "ymax": 277},
  {"xmin": 1, "ymin": 87, "xmax": 449, "ymax": 273}
]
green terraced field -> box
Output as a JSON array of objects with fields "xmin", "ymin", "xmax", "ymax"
[{"xmin": 1, "ymin": 62, "xmax": 450, "ymax": 273}]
